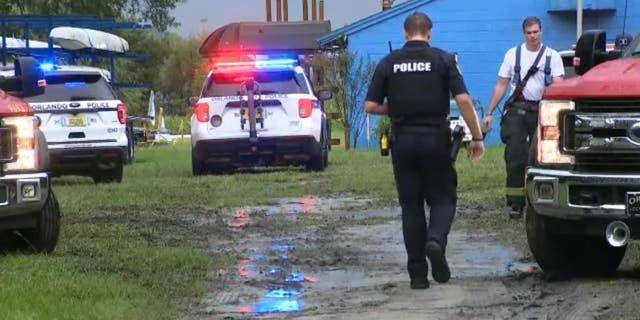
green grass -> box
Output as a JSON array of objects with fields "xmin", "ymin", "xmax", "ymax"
[
  {"xmin": 54, "ymin": 144, "xmax": 400, "ymax": 217},
  {"xmin": 2, "ymin": 138, "xmax": 636, "ymax": 319}
]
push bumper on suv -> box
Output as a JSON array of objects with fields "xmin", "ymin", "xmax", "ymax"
[
  {"xmin": 0, "ymin": 172, "xmax": 49, "ymax": 228},
  {"xmin": 194, "ymin": 135, "xmax": 321, "ymax": 166},
  {"xmin": 527, "ymin": 167, "xmax": 640, "ymax": 219},
  {"xmin": 49, "ymin": 147, "xmax": 125, "ymax": 173}
]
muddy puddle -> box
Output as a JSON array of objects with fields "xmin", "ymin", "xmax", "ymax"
[{"xmin": 183, "ymin": 196, "xmax": 551, "ymax": 320}]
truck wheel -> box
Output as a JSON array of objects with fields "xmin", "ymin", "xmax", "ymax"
[
  {"xmin": 93, "ymin": 161, "xmax": 124, "ymax": 183},
  {"xmin": 192, "ymin": 151, "xmax": 207, "ymax": 176},
  {"xmin": 525, "ymin": 204, "xmax": 568, "ymax": 272},
  {"xmin": 526, "ymin": 204, "xmax": 626, "ymax": 275},
  {"xmin": 21, "ymin": 190, "xmax": 61, "ymax": 253}
]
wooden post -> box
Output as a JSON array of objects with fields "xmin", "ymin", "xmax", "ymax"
[
  {"xmin": 266, "ymin": 0, "xmax": 272, "ymax": 21},
  {"xmin": 302, "ymin": 0, "xmax": 309, "ymax": 21},
  {"xmin": 276, "ymin": 0, "xmax": 282, "ymax": 21},
  {"xmin": 312, "ymin": 0, "xmax": 317, "ymax": 21},
  {"xmin": 283, "ymin": 0, "xmax": 289, "ymax": 21}
]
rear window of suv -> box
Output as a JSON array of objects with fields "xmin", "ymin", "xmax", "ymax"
[
  {"xmin": 25, "ymin": 73, "xmax": 117, "ymax": 102},
  {"xmin": 202, "ymin": 70, "xmax": 309, "ymax": 97}
]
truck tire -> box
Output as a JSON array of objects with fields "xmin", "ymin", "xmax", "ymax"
[
  {"xmin": 21, "ymin": 190, "xmax": 61, "ymax": 253},
  {"xmin": 526, "ymin": 204, "xmax": 626, "ymax": 275},
  {"xmin": 93, "ymin": 161, "xmax": 124, "ymax": 183},
  {"xmin": 525, "ymin": 204, "xmax": 568, "ymax": 272}
]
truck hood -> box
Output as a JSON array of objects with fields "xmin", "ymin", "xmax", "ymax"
[
  {"xmin": 544, "ymin": 58, "xmax": 640, "ymax": 100},
  {"xmin": 0, "ymin": 90, "xmax": 33, "ymax": 117}
]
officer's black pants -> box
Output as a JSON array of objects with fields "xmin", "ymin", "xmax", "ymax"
[
  {"xmin": 391, "ymin": 125, "xmax": 457, "ymax": 273},
  {"xmin": 500, "ymin": 104, "xmax": 538, "ymax": 210}
]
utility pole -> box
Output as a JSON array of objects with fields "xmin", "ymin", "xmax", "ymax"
[{"xmin": 577, "ymin": 0, "xmax": 583, "ymax": 40}]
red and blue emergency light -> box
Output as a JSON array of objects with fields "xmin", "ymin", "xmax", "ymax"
[{"xmin": 210, "ymin": 54, "xmax": 299, "ymax": 73}]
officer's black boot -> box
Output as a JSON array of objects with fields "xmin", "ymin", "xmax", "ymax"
[
  {"xmin": 425, "ymin": 240, "xmax": 450, "ymax": 283},
  {"xmin": 408, "ymin": 262, "xmax": 429, "ymax": 289}
]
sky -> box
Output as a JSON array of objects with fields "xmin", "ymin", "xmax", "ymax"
[{"xmin": 170, "ymin": 0, "xmax": 410, "ymax": 37}]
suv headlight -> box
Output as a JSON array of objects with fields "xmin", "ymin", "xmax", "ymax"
[
  {"xmin": 3, "ymin": 116, "xmax": 38, "ymax": 172},
  {"xmin": 537, "ymin": 100, "xmax": 575, "ymax": 165}
]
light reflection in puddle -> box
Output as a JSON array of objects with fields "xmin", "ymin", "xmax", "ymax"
[
  {"xmin": 271, "ymin": 245, "xmax": 295, "ymax": 252},
  {"xmin": 254, "ymin": 300, "xmax": 302, "ymax": 314},
  {"xmin": 265, "ymin": 288, "xmax": 303, "ymax": 298},
  {"xmin": 221, "ymin": 198, "xmax": 324, "ymax": 317}
]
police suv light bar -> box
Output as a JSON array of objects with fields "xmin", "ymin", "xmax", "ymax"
[{"xmin": 211, "ymin": 56, "xmax": 299, "ymax": 72}]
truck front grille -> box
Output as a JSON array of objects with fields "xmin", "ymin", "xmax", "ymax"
[{"xmin": 564, "ymin": 100, "xmax": 640, "ymax": 172}]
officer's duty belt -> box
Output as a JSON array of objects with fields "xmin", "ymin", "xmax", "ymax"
[{"xmin": 509, "ymin": 100, "xmax": 539, "ymax": 113}]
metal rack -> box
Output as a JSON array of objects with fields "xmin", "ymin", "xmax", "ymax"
[{"xmin": 0, "ymin": 15, "xmax": 153, "ymax": 89}]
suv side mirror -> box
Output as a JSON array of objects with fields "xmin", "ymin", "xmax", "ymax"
[
  {"xmin": 188, "ymin": 96, "xmax": 200, "ymax": 106},
  {"xmin": 575, "ymin": 30, "xmax": 607, "ymax": 76},
  {"xmin": 317, "ymin": 89, "xmax": 333, "ymax": 101}
]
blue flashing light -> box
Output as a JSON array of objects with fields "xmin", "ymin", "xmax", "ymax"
[
  {"xmin": 255, "ymin": 58, "xmax": 298, "ymax": 70},
  {"xmin": 254, "ymin": 299, "xmax": 302, "ymax": 314},
  {"xmin": 64, "ymin": 82, "xmax": 88, "ymax": 89},
  {"xmin": 39, "ymin": 63, "xmax": 56, "ymax": 72}
]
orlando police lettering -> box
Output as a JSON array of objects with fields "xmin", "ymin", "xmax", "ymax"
[{"xmin": 393, "ymin": 62, "xmax": 432, "ymax": 73}]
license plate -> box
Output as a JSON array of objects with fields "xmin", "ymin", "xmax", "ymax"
[
  {"xmin": 625, "ymin": 192, "xmax": 640, "ymax": 215},
  {"xmin": 65, "ymin": 115, "xmax": 87, "ymax": 127}
]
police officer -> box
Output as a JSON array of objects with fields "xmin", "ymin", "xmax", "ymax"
[
  {"xmin": 364, "ymin": 12, "xmax": 484, "ymax": 290},
  {"xmin": 483, "ymin": 17, "xmax": 564, "ymax": 219}
]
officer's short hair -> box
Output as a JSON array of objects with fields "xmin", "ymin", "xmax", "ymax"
[
  {"xmin": 404, "ymin": 12, "xmax": 433, "ymax": 36},
  {"xmin": 522, "ymin": 16, "xmax": 542, "ymax": 31}
]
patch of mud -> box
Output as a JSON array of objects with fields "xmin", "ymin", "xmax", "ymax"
[{"xmin": 179, "ymin": 196, "xmax": 640, "ymax": 320}]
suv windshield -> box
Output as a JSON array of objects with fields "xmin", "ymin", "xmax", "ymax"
[
  {"xmin": 202, "ymin": 70, "xmax": 309, "ymax": 97},
  {"xmin": 25, "ymin": 73, "xmax": 116, "ymax": 102}
]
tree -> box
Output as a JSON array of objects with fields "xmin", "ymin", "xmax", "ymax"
[
  {"xmin": 314, "ymin": 50, "xmax": 376, "ymax": 150},
  {"xmin": 8, "ymin": 0, "xmax": 185, "ymax": 32}
]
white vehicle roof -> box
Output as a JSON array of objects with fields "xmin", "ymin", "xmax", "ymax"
[
  {"xmin": 0, "ymin": 63, "xmax": 111, "ymax": 82},
  {"xmin": 50, "ymin": 65, "xmax": 112, "ymax": 81}
]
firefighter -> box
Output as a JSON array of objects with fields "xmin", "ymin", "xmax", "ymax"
[
  {"xmin": 364, "ymin": 12, "xmax": 484, "ymax": 289},
  {"xmin": 483, "ymin": 16, "xmax": 564, "ymax": 219}
]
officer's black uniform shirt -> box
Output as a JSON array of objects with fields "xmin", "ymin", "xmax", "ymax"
[{"xmin": 366, "ymin": 40, "xmax": 468, "ymax": 123}]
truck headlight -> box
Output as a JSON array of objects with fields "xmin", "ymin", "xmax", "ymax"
[
  {"xmin": 537, "ymin": 100, "xmax": 575, "ymax": 165},
  {"xmin": 3, "ymin": 116, "xmax": 38, "ymax": 172}
]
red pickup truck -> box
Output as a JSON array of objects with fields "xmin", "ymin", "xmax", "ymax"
[
  {"xmin": 525, "ymin": 30, "xmax": 640, "ymax": 276},
  {"xmin": 0, "ymin": 57, "xmax": 60, "ymax": 253}
]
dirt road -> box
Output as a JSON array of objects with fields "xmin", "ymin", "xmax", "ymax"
[{"xmin": 184, "ymin": 196, "xmax": 640, "ymax": 320}]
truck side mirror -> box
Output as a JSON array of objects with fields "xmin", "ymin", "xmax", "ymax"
[
  {"xmin": 317, "ymin": 89, "xmax": 333, "ymax": 101},
  {"xmin": 0, "ymin": 57, "xmax": 45, "ymax": 97},
  {"xmin": 14, "ymin": 57, "xmax": 45, "ymax": 97},
  {"xmin": 574, "ymin": 30, "xmax": 607, "ymax": 76}
]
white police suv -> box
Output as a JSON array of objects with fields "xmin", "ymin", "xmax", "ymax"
[
  {"xmin": 190, "ymin": 55, "xmax": 333, "ymax": 175},
  {"xmin": 20, "ymin": 64, "xmax": 130, "ymax": 183}
]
